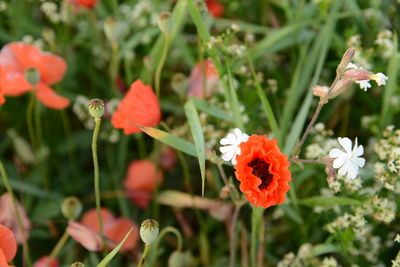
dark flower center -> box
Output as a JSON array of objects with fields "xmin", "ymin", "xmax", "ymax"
[{"xmin": 248, "ymin": 159, "xmax": 273, "ymax": 190}]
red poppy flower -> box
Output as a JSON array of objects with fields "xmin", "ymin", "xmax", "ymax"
[
  {"xmin": 0, "ymin": 224, "xmax": 17, "ymax": 266},
  {"xmin": 78, "ymin": 208, "xmax": 139, "ymax": 252},
  {"xmin": 76, "ymin": 0, "xmax": 97, "ymax": 8},
  {"xmin": 206, "ymin": 0, "xmax": 224, "ymax": 18},
  {"xmin": 111, "ymin": 80, "xmax": 161, "ymax": 134},
  {"xmin": 0, "ymin": 42, "xmax": 69, "ymax": 109},
  {"xmin": 234, "ymin": 135, "xmax": 291, "ymax": 208},
  {"xmin": 124, "ymin": 160, "xmax": 164, "ymax": 208},
  {"xmin": 33, "ymin": 256, "xmax": 59, "ymax": 267},
  {"xmin": 188, "ymin": 60, "xmax": 219, "ymax": 99}
]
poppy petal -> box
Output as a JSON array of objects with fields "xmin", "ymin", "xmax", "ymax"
[
  {"xmin": 38, "ymin": 52, "xmax": 67, "ymax": 85},
  {"xmin": 0, "ymin": 69, "xmax": 32, "ymax": 96},
  {"xmin": 81, "ymin": 208, "xmax": 115, "ymax": 234},
  {"xmin": 0, "ymin": 224, "xmax": 17, "ymax": 263},
  {"xmin": 35, "ymin": 84, "xmax": 70, "ymax": 109},
  {"xmin": 67, "ymin": 222, "xmax": 102, "ymax": 252},
  {"xmin": 105, "ymin": 218, "xmax": 139, "ymax": 252}
]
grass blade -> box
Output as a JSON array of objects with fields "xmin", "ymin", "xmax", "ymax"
[
  {"xmin": 300, "ymin": 196, "xmax": 362, "ymax": 207},
  {"xmin": 184, "ymin": 99, "xmax": 206, "ymax": 196},
  {"xmin": 97, "ymin": 228, "xmax": 133, "ymax": 267}
]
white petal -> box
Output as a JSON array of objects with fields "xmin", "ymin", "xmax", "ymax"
[
  {"xmin": 231, "ymin": 153, "xmax": 238, "ymax": 165},
  {"xmin": 338, "ymin": 161, "xmax": 350, "ymax": 176},
  {"xmin": 219, "ymin": 146, "xmax": 235, "ymax": 153},
  {"xmin": 221, "ymin": 149, "xmax": 236, "ymax": 162},
  {"xmin": 354, "ymin": 157, "xmax": 366, "ymax": 168},
  {"xmin": 333, "ymin": 156, "xmax": 347, "ymax": 169},
  {"xmin": 241, "ymin": 133, "xmax": 249, "ymax": 142},
  {"xmin": 338, "ymin": 137, "xmax": 352, "ymax": 154},
  {"xmin": 353, "ymin": 144, "xmax": 364, "ymax": 157},
  {"xmin": 346, "ymin": 163, "xmax": 359, "ymax": 179},
  {"xmin": 329, "ymin": 148, "xmax": 346, "ymax": 158}
]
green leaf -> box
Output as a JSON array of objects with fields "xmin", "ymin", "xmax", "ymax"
[
  {"xmin": 96, "ymin": 228, "xmax": 133, "ymax": 267},
  {"xmin": 300, "ymin": 196, "xmax": 362, "ymax": 207},
  {"xmin": 312, "ymin": 244, "xmax": 340, "ymax": 257},
  {"xmin": 191, "ymin": 98, "xmax": 232, "ymax": 121},
  {"xmin": 184, "ymin": 99, "xmax": 206, "ymax": 196},
  {"xmin": 136, "ymin": 124, "xmax": 197, "ymax": 157}
]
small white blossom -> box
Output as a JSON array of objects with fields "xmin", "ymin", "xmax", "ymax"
[
  {"xmin": 329, "ymin": 137, "xmax": 366, "ymax": 179},
  {"xmin": 219, "ymin": 128, "xmax": 249, "ymax": 165},
  {"xmin": 395, "ymin": 234, "xmax": 400, "ymax": 243},
  {"xmin": 355, "ymin": 80, "xmax": 372, "ymax": 91},
  {"xmin": 371, "ymin": 72, "xmax": 388, "ymax": 86}
]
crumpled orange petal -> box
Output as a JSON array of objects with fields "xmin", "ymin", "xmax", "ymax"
[
  {"xmin": 187, "ymin": 60, "xmax": 219, "ymax": 99},
  {"xmin": 0, "ymin": 224, "xmax": 17, "ymax": 264},
  {"xmin": 67, "ymin": 221, "xmax": 102, "ymax": 252},
  {"xmin": 81, "ymin": 208, "xmax": 115, "ymax": 233},
  {"xmin": 234, "ymin": 135, "xmax": 291, "ymax": 208},
  {"xmin": 111, "ymin": 80, "xmax": 161, "ymax": 134},
  {"xmin": 124, "ymin": 160, "xmax": 164, "ymax": 192},
  {"xmin": 105, "ymin": 218, "xmax": 139, "ymax": 252},
  {"xmin": 32, "ymin": 256, "xmax": 59, "ymax": 267},
  {"xmin": 35, "ymin": 83, "xmax": 70, "ymax": 109}
]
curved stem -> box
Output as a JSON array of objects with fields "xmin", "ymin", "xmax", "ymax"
[
  {"xmin": 291, "ymin": 102, "xmax": 324, "ymax": 160},
  {"xmin": 0, "ymin": 162, "xmax": 32, "ymax": 267},
  {"xmin": 49, "ymin": 230, "xmax": 69, "ymax": 262},
  {"xmin": 137, "ymin": 245, "xmax": 151, "ymax": 267},
  {"xmin": 92, "ymin": 118, "xmax": 104, "ymax": 247},
  {"xmin": 148, "ymin": 226, "xmax": 184, "ymax": 266},
  {"xmin": 155, "ymin": 35, "xmax": 171, "ymax": 97}
]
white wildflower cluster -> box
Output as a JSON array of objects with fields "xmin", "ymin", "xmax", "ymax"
[
  {"xmin": 73, "ymin": 95, "xmax": 95, "ymax": 130},
  {"xmin": 199, "ymin": 112, "xmax": 225, "ymax": 149},
  {"xmin": 305, "ymin": 123, "xmax": 337, "ymax": 160},
  {"xmin": 21, "ymin": 35, "xmax": 45, "ymax": 50},
  {"xmin": 375, "ymin": 30, "xmax": 394, "ymax": 58},
  {"xmin": 277, "ymin": 243, "xmax": 340, "ymax": 267},
  {"xmin": 365, "ymin": 196, "xmax": 396, "ymax": 224},
  {"xmin": 226, "ymin": 44, "xmax": 246, "ymax": 57},
  {"xmin": 328, "ymin": 175, "xmax": 362, "ymax": 194},
  {"xmin": 374, "ymin": 126, "xmax": 400, "ymax": 191},
  {"xmin": 326, "ymin": 212, "xmax": 369, "ymax": 240},
  {"xmin": 41, "ymin": 2, "xmax": 61, "ymax": 23}
]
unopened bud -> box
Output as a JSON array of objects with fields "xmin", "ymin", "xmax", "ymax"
[
  {"xmin": 343, "ymin": 68, "xmax": 372, "ymax": 81},
  {"xmin": 312, "ymin": 85, "xmax": 329, "ymax": 98},
  {"xmin": 157, "ymin": 12, "xmax": 173, "ymax": 35},
  {"xmin": 140, "ymin": 219, "xmax": 159, "ymax": 245},
  {"xmin": 61, "ymin": 197, "xmax": 82, "ymax": 220},
  {"xmin": 104, "ymin": 17, "xmax": 118, "ymax": 45},
  {"xmin": 328, "ymin": 78, "xmax": 353, "ymax": 99},
  {"xmin": 88, "ymin": 99, "xmax": 104, "ymax": 119},
  {"xmin": 25, "ymin": 67, "xmax": 40, "ymax": 86},
  {"xmin": 337, "ymin": 48, "xmax": 355, "ymax": 73},
  {"xmin": 70, "ymin": 263, "xmax": 85, "ymax": 267}
]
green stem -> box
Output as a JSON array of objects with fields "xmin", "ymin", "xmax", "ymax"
[
  {"xmin": 26, "ymin": 92, "xmax": 36, "ymax": 148},
  {"xmin": 0, "ymin": 162, "xmax": 32, "ymax": 267},
  {"xmin": 92, "ymin": 118, "xmax": 104, "ymax": 248},
  {"xmin": 49, "ymin": 230, "xmax": 70, "ymax": 261},
  {"xmin": 229, "ymin": 205, "xmax": 242, "ymax": 267},
  {"xmin": 137, "ymin": 245, "xmax": 151, "ymax": 267},
  {"xmin": 155, "ymin": 34, "xmax": 171, "ymax": 97},
  {"xmin": 110, "ymin": 43, "xmax": 120, "ymax": 97},
  {"xmin": 250, "ymin": 206, "xmax": 264, "ymax": 267},
  {"xmin": 148, "ymin": 226, "xmax": 184, "ymax": 266}
]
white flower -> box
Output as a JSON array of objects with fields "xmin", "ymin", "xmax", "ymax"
[
  {"xmin": 370, "ymin": 72, "xmax": 388, "ymax": 86},
  {"xmin": 346, "ymin": 62, "xmax": 358, "ymax": 69},
  {"xmin": 219, "ymin": 128, "xmax": 249, "ymax": 165},
  {"xmin": 329, "ymin": 137, "xmax": 366, "ymax": 179},
  {"xmin": 355, "ymin": 80, "xmax": 371, "ymax": 91}
]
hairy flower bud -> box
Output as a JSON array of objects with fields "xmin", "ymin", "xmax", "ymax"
[
  {"xmin": 88, "ymin": 99, "xmax": 104, "ymax": 119},
  {"xmin": 328, "ymin": 78, "xmax": 353, "ymax": 99},
  {"xmin": 158, "ymin": 12, "xmax": 173, "ymax": 35},
  {"xmin": 25, "ymin": 67, "xmax": 40, "ymax": 86},
  {"xmin": 343, "ymin": 68, "xmax": 372, "ymax": 81},
  {"xmin": 337, "ymin": 48, "xmax": 355, "ymax": 73},
  {"xmin": 140, "ymin": 219, "xmax": 159, "ymax": 245},
  {"xmin": 61, "ymin": 197, "xmax": 82, "ymax": 221},
  {"xmin": 103, "ymin": 17, "xmax": 118, "ymax": 45}
]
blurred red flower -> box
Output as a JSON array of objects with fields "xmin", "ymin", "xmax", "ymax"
[
  {"xmin": 188, "ymin": 60, "xmax": 219, "ymax": 99},
  {"xmin": 0, "ymin": 42, "xmax": 69, "ymax": 109},
  {"xmin": 206, "ymin": 0, "xmax": 224, "ymax": 18},
  {"xmin": 158, "ymin": 146, "xmax": 177, "ymax": 171},
  {"xmin": 76, "ymin": 0, "xmax": 97, "ymax": 8},
  {"xmin": 77, "ymin": 208, "xmax": 139, "ymax": 252},
  {"xmin": 234, "ymin": 135, "xmax": 291, "ymax": 208},
  {"xmin": 124, "ymin": 160, "xmax": 164, "ymax": 208},
  {"xmin": 0, "ymin": 193, "xmax": 31, "ymax": 244},
  {"xmin": 33, "ymin": 256, "xmax": 59, "ymax": 267},
  {"xmin": 0, "ymin": 224, "xmax": 17, "ymax": 267},
  {"xmin": 111, "ymin": 80, "xmax": 161, "ymax": 134}
]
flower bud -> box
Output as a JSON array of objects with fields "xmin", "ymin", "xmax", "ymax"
[
  {"xmin": 157, "ymin": 12, "xmax": 173, "ymax": 35},
  {"xmin": 140, "ymin": 219, "xmax": 159, "ymax": 245},
  {"xmin": 61, "ymin": 197, "xmax": 82, "ymax": 221},
  {"xmin": 337, "ymin": 48, "xmax": 355, "ymax": 73},
  {"xmin": 328, "ymin": 78, "xmax": 353, "ymax": 99},
  {"xmin": 88, "ymin": 99, "xmax": 104, "ymax": 119},
  {"xmin": 343, "ymin": 68, "xmax": 372, "ymax": 81},
  {"xmin": 71, "ymin": 263, "xmax": 85, "ymax": 267},
  {"xmin": 104, "ymin": 17, "xmax": 118, "ymax": 45},
  {"xmin": 25, "ymin": 67, "xmax": 40, "ymax": 86}
]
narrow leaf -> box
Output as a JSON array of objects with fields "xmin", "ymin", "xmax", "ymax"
[
  {"xmin": 184, "ymin": 99, "xmax": 206, "ymax": 196},
  {"xmin": 300, "ymin": 196, "xmax": 362, "ymax": 207},
  {"xmin": 97, "ymin": 228, "xmax": 133, "ymax": 267}
]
